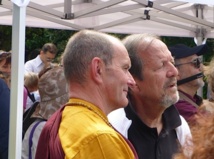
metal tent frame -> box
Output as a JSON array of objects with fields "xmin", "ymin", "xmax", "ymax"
[{"xmin": 0, "ymin": 0, "xmax": 214, "ymax": 158}]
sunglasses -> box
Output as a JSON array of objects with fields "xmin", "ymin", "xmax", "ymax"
[{"xmin": 175, "ymin": 58, "xmax": 202, "ymax": 69}]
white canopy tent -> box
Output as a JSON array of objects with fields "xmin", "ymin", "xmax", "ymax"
[
  {"xmin": 0, "ymin": 0, "xmax": 214, "ymax": 158},
  {"xmin": 1, "ymin": 0, "xmax": 214, "ymax": 38}
]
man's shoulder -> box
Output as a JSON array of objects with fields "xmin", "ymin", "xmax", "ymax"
[
  {"xmin": 24, "ymin": 56, "xmax": 43, "ymax": 73},
  {"xmin": 108, "ymin": 108, "xmax": 131, "ymax": 138},
  {"xmin": 25, "ymin": 56, "xmax": 38, "ymax": 65},
  {"xmin": 175, "ymin": 115, "xmax": 192, "ymax": 147},
  {"xmin": 61, "ymin": 108, "xmax": 113, "ymax": 130},
  {"xmin": 59, "ymin": 108, "xmax": 126, "ymax": 144}
]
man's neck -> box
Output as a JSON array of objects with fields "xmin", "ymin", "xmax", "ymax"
[
  {"xmin": 131, "ymin": 98, "xmax": 165, "ymax": 134},
  {"xmin": 178, "ymin": 84, "xmax": 197, "ymax": 97},
  {"xmin": 68, "ymin": 82, "xmax": 110, "ymax": 115}
]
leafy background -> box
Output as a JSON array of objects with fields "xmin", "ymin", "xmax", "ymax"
[{"xmin": 0, "ymin": 25, "xmax": 213, "ymax": 97}]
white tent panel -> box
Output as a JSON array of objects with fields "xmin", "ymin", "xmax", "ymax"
[
  {"xmin": 176, "ymin": 0, "xmax": 214, "ymax": 5},
  {"xmin": 1, "ymin": 0, "xmax": 214, "ymax": 159},
  {"xmin": 1, "ymin": 0, "xmax": 214, "ymax": 38}
]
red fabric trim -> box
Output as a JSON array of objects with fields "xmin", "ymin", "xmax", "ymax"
[{"xmin": 35, "ymin": 106, "xmax": 65, "ymax": 159}]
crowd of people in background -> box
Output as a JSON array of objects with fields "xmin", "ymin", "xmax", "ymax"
[
  {"xmin": 22, "ymin": 66, "xmax": 68, "ymax": 159},
  {"xmin": 0, "ymin": 30, "xmax": 214, "ymax": 159}
]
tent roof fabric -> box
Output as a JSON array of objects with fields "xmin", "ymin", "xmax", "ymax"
[
  {"xmin": 2, "ymin": 1, "xmax": 213, "ymax": 159},
  {"xmin": 0, "ymin": 0, "xmax": 214, "ymax": 37},
  {"xmin": 1, "ymin": 0, "xmax": 214, "ymax": 38}
]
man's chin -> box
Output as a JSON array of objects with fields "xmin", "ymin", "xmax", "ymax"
[
  {"xmin": 198, "ymin": 80, "xmax": 205, "ymax": 88},
  {"xmin": 121, "ymin": 98, "xmax": 129, "ymax": 108},
  {"xmin": 163, "ymin": 93, "xmax": 179, "ymax": 108}
]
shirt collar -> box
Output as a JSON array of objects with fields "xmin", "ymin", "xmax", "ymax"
[
  {"xmin": 125, "ymin": 103, "xmax": 181, "ymax": 131},
  {"xmin": 35, "ymin": 55, "xmax": 43, "ymax": 67}
]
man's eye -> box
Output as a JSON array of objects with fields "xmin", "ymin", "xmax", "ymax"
[
  {"xmin": 124, "ymin": 66, "xmax": 130, "ymax": 70},
  {"xmin": 159, "ymin": 62, "xmax": 164, "ymax": 68}
]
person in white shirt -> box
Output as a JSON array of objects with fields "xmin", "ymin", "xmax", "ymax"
[{"xmin": 24, "ymin": 43, "xmax": 57, "ymax": 74}]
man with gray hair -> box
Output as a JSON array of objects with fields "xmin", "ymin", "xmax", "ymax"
[
  {"xmin": 168, "ymin": 44, "xmax": 208, "ymax": 123},
  {"xmin": 108, "ymin": 34, "xmax": 191, "ymax": 159},
  {"xmin": 35, "ymin": 30, "xmax": 137, "ymax": 159}
]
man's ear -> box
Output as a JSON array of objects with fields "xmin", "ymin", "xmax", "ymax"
[{"xmin": 90, "ymin": 57, "xmax": 104, "ymax": 84}]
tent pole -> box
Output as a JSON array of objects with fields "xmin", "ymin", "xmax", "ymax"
[
  {"xmin": 194, "ymin": 4, "xmax": 207, "ymax": 97},
  {"xmin": 63, "ymin": 0, "xmax": 73, "ymax": 19},
  {"xmin": 8, "ymin": 3, "xmax": 26, "ymax": 159}
]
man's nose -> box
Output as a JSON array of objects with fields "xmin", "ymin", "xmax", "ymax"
[{"xmin": 127, "ymin": 71, "xmax": 136, "ymax": 87}]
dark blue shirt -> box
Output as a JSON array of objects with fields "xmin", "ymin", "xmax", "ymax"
[{"xmin": 0, "ymin": 79, "xmax": 10, "ymax": 159}]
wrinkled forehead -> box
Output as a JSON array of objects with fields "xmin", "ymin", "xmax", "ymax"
[
  {"xmin": 143, "ymin": 39, "xmax": 170, "ymax": 57},
  {"xmin": 148, "ymin": 39, "xmax": 167, "ymax": 52},
  {"xmin": 142, "ymin": 42, "xmax": 173, "ymax": 68}
]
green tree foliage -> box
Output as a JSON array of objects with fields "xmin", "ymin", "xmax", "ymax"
[
  {"xmin": 0, "ymin": 25, "xmax": 75, "ymax": 62},
  {"xmin": 0, "ymin": 25, "xmax": 12, "ymax": 51},
  {"xmin": 25, "ymin": 28, "xmax": 76, "ymax": 62},
  {"xmin": 162, "ymin": 36, "xmax": 214, "ymax": 63},
  {"xmin": 1, "ymin": 25, "xmax": 214, "ymax": 97},
  {"xmin": 0, "ymin": 25, "xmax": 213, "ymax": 64}
]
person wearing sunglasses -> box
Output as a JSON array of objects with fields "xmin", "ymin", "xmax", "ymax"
[{"xmin": 169, "ymin": 44, "xmax": 208, "ymax": 124}]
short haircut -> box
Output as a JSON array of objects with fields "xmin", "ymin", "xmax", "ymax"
[
  {"xmin": 63, "ymin": 30, "xmax": 115, "ymax": 84},
  {"xmin": 0, "ymin": 52, "xmax": 11, "ymax": 65},
  {"xmin": 24, "ymin": 72, "xmax": 39, "ymax": 89},
  {"xmin": 122, "ymin": 33, "xmax": 160, "ymax": 80},
  {"xmin": 42, "ymin": 43, "xmax": 57, "ymax": 54}
]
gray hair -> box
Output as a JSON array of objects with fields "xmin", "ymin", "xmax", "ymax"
[
  {"xmin": 122, "ymin": 33, "xmax": 160, "ymax": 80},
  {"xmin": 63, "ymin": 30, "xmax": 115, "ymax": 83}
]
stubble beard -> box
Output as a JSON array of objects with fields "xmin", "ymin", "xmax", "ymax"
[{"xmin": 161, "ymin": 90, "xmax": 179, "ymax": 108}]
